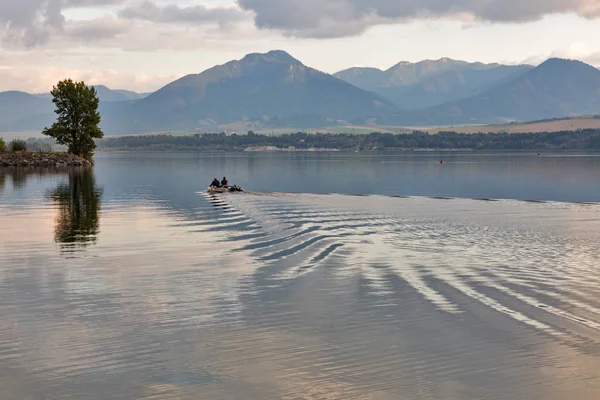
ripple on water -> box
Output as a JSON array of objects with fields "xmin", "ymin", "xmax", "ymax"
[{"xmin": 1, "ymin": 191, "xmax": 600, "ymax": 399}]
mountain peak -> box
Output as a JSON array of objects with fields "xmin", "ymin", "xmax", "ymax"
[
  {"xmin": 0, "ymin": 90, "xmax": 30, "ymax": 96},
  {"xmin": 539, "ymin": 57, "xmax": 582, "ymax": 66},
  {"xmin": 116, "ymin": 50, "xmax": 397, "ymax": 134},
  {"xmin": 533, "ymin": 57, "xmax": 599, "ymax": 75},
  {"xmin": 266, "ymin": 49, "xmax": 300, "ymax": 62},
  {"xmin": 240, "ymin": 50, "xmax": 302, "ymax": 66},
  {"xmin": 391, "ymin": 61, "xmax": 412, "ymax": 68}
]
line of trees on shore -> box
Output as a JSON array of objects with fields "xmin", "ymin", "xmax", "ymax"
[
  {"xmin": 95, "ymin": 129, "xmax": 600, "ymax": 151},
  {"xmin": 0, "ymin": 138, "xmax": 52, "ymax": 153}
]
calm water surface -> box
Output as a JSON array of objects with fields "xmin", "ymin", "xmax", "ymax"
[{"xmin": 1, "ymin": 151, "xmax": 600, "ymax": 399}]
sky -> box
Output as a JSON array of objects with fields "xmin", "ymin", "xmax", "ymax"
[{"xmin": 1, "ymin": 0, "xmax": 600, "ymax": 93}]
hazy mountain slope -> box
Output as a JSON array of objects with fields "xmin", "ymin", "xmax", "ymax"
[
  {"xmin": 333, "ymin": 67, "xmax": 388, "ymax": 90},
  {"xmin": 33, "ymin": 86, "xmax": 149, "ymax": 103},
  {"xmin": 4, "ymin": 55, "xmax": 600, "ymax": 134},
  {"xmin": 0, "ymin": 90, "xmax": 144, "ymax": 133},
  {"xmin": 374, "ymin": 58, "xmax": 600, "ymax": 126},
  {"xmin": 335, "ymin": 58, "xmax": 533, "ymax": 109},
  {"xmin": 92, "ymin": 85, "xmax": 148, "ymax": 102},
  {"xmin": 103, "ymin": 50, "xmax": 398, "ymax": 134},
  {"xmin": 111, "ymin": 88, "xmax": 150, "ymax": 100},
  {"xmin": 0, "ymin": 91, "xmax": 55, "ymax": 132}
]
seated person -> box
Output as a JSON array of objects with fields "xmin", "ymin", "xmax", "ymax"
[
  {"xmin": 221, "ymin": 177, "xmax": 228, "ymax": 187},
  {"xmin": 210, "ymin": 177, "xmax": 221, "ymax": 187}
]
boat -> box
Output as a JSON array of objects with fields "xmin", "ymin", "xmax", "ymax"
[{"xmin": 207, "ymin": 185, "xmax": 244, "ymax": 193}]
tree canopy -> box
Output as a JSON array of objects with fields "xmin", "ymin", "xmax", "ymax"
[
  {"xmin": 42, "ymin": 79, "xmax": 104, "ymax": 160},
  {"xmin": 96, "ymin": 129, "xmax": 600, "ymax": 151}
]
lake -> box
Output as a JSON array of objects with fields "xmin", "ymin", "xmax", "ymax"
[{"xmin": 1, "ymin": 150, "xmax": 600, "ymax": 399}]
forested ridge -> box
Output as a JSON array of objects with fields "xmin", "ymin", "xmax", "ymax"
[{"xmin": 96, "ymin": 129, "xmax": 600, "ymax": 151}]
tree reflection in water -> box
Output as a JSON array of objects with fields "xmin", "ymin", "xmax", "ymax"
[
  {"xmin": 9, "ymin": 168, "xmax": 28, "ymax": 189},
  {"xmin": 47, "ymin": 167, "xmax": 103, "ymax": 247}
]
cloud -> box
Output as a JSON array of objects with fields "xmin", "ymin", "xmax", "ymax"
[
  {"xmin": 519, "ymin": 42, "xmax": 600, "ymax": 68},
  {"xmin": 0, "ymin": 0, "xmax": 249, "ymax": 48},
  {"xmin": 67, "ymin": 0, "xmax": 122, "ymax": 6},
  {"xmin": 3, "ymin": 0, "xmax": 600, "ymax": 48},
  {"xmin": 583, "ymin": 52, "xmax": 600, "ymax": 66},
  {"xmin": 65, "ymin": 16, "xmax": 130, "ymax": 41},
  {"xmin": 0, "ymin": 65, "xmax": 180, "ymax": 93},
  {"xmin": 551, "ymin": 42, "xmax": 600, "ymax": 67},
  {"xmin": 0, "ymin": 0, "xmax": 126, "ymax": 47},
  {"xmin": 118, "ymin": 1, "xmax": 247, "ymax": 26},
  {"xmin": 237, "ymin": 0, "xmax": 600, "ymax": 38},
  {"xmin": 0, "ymin": 0, "xmax": 64, "ymax": 47},
  {"xmin": 52, "ymin": 18, "xmax": 261, "ymax": 51}
]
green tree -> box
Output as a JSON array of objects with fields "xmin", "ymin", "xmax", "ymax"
[
  {"xmin": 42, "ymin": 79, "xmax": 104, "ymax": 161},
  {"xmin": 8, "ymin": 139, "xmax": 27, "ymax": 152},
  {"xmin": 0, "ymin": 137, "xmax": 5, "ymax": 152}
]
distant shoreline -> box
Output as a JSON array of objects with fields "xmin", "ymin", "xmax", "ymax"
[
  {"xmin": 95, "ymin": 129, "xmax": 600, "ymax": 152},
  {"xmin": 95, "ymin": 147, "xmax": 478, "ymax": 153}
]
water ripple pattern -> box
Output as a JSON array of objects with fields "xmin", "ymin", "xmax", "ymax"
[{"xmin": 1, "ymin": 186, "xmax": 600, "ymax": 399}]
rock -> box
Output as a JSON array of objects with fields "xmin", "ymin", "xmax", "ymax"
[{"xmin": 0, "ymin": 152, "xmax": 93, "ymax": 169}]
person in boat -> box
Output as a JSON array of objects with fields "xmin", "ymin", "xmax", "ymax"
[
  {"xmin": 210, "ymin": 177, "xmax": 221, "ymax": 188},
  {"xmin": 221, "ymin": 176, "xmax": 228, "ymax": 187}
]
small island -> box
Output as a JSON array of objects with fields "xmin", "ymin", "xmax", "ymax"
[
  {"xmin": 0, "ymin": 151, "xmax": 92, "ymax": 168},
  {"xmin": 0, "ymin": 78, "xmax": 104, "ymax": 169}
]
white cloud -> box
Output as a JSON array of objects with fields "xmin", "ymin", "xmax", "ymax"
[
  {"xmin": 0, "ymin": 65, "xmax": 180, "ymax": 92},
  {"xmin": 521, "ymin": 42, "xmax": 600, "ymax": 68},
  {"xmin": 552, "ymin": 41, "xmax": 599, "ymax": 60}
]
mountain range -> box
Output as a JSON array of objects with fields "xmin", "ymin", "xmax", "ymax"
[
  {"xmin": 0, "ymin": 85, "xmax": 150, "ymax": 132},
  {"xmin": 1, "ymin": 50, "xmax": 600, "ymax": 134},
  {"xmin": 374, "ymin": 58, "xmax": 600, "ymax": 126},
  {"xmin": 334, "ymin": 59, "xmax": 533, "ymax": 110},
  {"xmin": 112, "ymin": 50, "xmax": 397, "ymax": 133}
]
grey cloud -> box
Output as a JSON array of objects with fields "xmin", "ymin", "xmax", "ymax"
[
  {"xmin": 0, "ymin": 0, "xmax": 125, "ymax": 47},
  {"xmin": 118, "ymin": 1, "xmax": 246, "ymax": 25},
  {"xmin": 0, "ymin": 0, "xmax": 64, "ymax": 46},
  {"xmin": 67, "ymin": 0, "xmax": 123, "ymax": 5},
  {"xmin": 65, "ymin": 17, "xmax": 129, "ymax": 41},
  {"xmin": 237, "ymin": 0, "xmax": 600, "ymax": 38}
]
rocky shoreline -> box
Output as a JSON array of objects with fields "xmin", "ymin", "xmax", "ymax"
[{"xmin": 0, "ymin": 152, "xmax": 92, "ymax": 168}]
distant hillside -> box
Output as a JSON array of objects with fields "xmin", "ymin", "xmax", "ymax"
[
  {"xmin": 374, "ymin": 58, "xmax": 600, "ymax": 126},
  {"xmin": 34, "ymin": 85, "xmax": 149, "ymax": 103},
  {"xmin": 100, "ymin": 50, "xmax": 398, "ymax": 134},
  {"xmin": 421, "ymin": 116, "xmax": 600, "ymax": 134},
  {"xmin": 335, "ymin": 58, "xmax": 533, "ymax": 109},
  {"xmin": 92, "ymin": 86, "xmax": 149, "ymax": 102},
  {"xmin": 0, "ymin": 91, "xmax": 55, "ymax": 132},
  {"xmin": 3, "ymin": 54, "xmax": 600, "ymax": 135},
  {"xmin": 96, "ymin": 129, "xmax": 600, "ymax": 151},
  {"xmin": 1, "ymin": 88, "xmax": 147, "ymax": 133}
]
